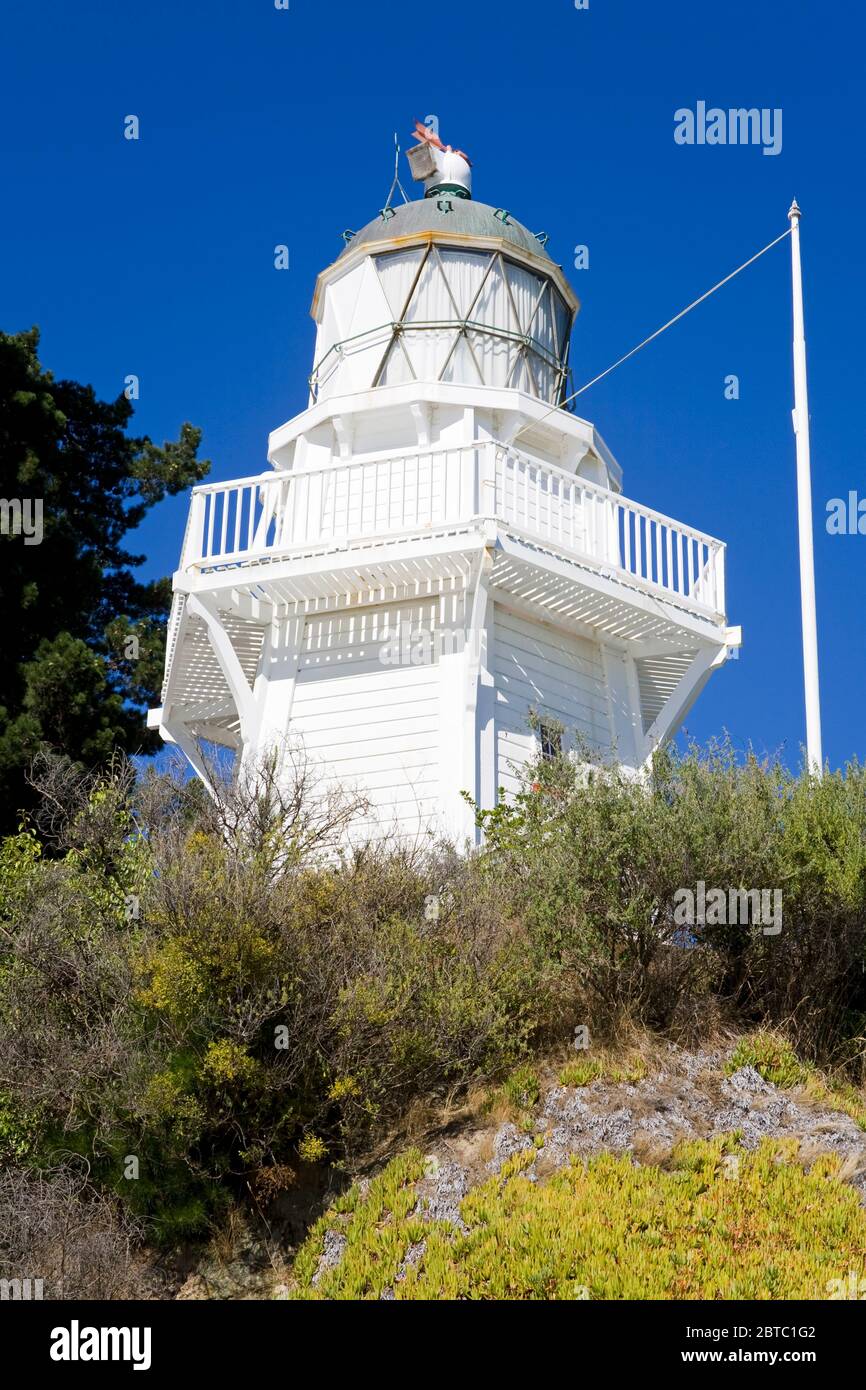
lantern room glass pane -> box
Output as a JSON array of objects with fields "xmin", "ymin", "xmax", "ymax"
[
  {"xmin": 529, "ymin": 353, "xmax": 560, "ymax": 404},
  {"xmin": 375, "ymin": 249, "xmax": 425, "ymax": 318},
  {"xmin": 359, "ymin": 246, "xmax": 571, "ymax": 400},
  {"xmin": 504, "ymin": 260, "xmax": 543, "ymax": 334},
  {"xmin": 402, "ymin": 327, "xmax": 459, "ymax": 382},
  {"xmin": 472, "ymin": 259, "xmax": 517, "ymax": 333},
  {"xmin": 440, "ymin": 333, "xmax": 485, "ymax": 386},
  {"xmin": 552, "ymin": 290, "xmax": 571, "ymax": 357},
  {"xmin": 402, "ymin": 254, "xmax": 453, "ymax": 324},
  {"xmin": 529, "ymin": 283, "xmax": 556, "ymax": 357},
  {"xmin": 465, "ymin": 329, "xmax": 517, "ymax": 389},
  {"xmin": 436, "ymin": 249, "xmax": 492, "ymax": 318}
]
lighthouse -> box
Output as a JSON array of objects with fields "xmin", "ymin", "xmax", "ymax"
[{"xmin": 149, "ymin": 124, "xmax": 740, "ymax": 845}]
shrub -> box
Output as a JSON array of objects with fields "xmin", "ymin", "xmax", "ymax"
[
  {"xmin": 0, "ymin": 1162, "xmax": 147, "ymax": 1300},
  {"xmin": 726, "ymin": 1033, "xmax": 808, "ymax": 1088},
  {"xmin": 558, "ymin": 1059, "xmax": 603, "ymax": 1087},
  {"xmin": 474, "ymin": 738, "xmax": 866, "ymax": 1057},
  {"xmin": 502, "ymin": 1064, "xmax": 541, "ymax": 1114},
  {"xmin": 0, "ymin": 755, "xmax": 541, "ymax": 1236},
  {"xmin": 1, "ymin": 738, "xmax": 865, "ymax": 1253}
]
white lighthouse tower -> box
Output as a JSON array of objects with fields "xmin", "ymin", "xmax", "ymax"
[{"xmin": 149, "ymin": 125, "xmax": 740, "ymax": 845}]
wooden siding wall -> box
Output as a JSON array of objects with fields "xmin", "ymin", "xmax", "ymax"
[{"xmin": 494, "ymin": 606, "xmax": 611, "ymax": 797}]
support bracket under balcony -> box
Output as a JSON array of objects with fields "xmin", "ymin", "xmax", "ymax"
[
  {"xmin": 185, "ymin": 592, "xmax": 256, "ymax": 746},
  {"xmin": 639, "ymin": 642, "xmax": 730, "ymax": 765},
  {"xmin": 161, "ymin": 718, "xmax": 218, "ymax": 798}
]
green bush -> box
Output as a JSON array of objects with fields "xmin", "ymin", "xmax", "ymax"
[
  {"xmin": 726, "ymin": 1033, "xmax": 809, "ymax": 1088},
  {"xmin": 1, "ymin": 740, "xmax": 865, "ymax": 1246},
  {"xmin": 502, "ymin": 1063, "xmax": 541, "ymax": 1114},
  {"xmin": 0, "ymin": 758, "xmax": 539, "ymax": 1236},
  {"xmin": 474, "ymin": 737, "xmax": 866, "ymax": 1048}
]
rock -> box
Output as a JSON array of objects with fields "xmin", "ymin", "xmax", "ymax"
[
  {"xmin": 176, "ymin": 1274, "xmax": 209, "ymax": 1301},
  {"xmin": 542, "ymin": 1088, "xmax": 637, "ymax": 1162},
  {"xmin": 723, "ymin": 1064, "xmax": 774, "ymax": 1098},
  {"xmin": 396, "ymin": 1240, "xmax": 427, "ymax": 1282},
  {"xmin": 414, "ymin": 1160, "xmax": 469, "ymax": 1228},
  {"xmin": 488, "ymin": 1123, "xmax": 535, "ymax": 1173},
  {"xmin": 312, "ymin": 1229, "xmax": 348, "ymax": 1286}
]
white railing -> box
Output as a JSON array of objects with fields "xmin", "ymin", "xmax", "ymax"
[
  {"xmin": 493, "ymin": 447, "xmax": 725, "ymax": 614},
  {"xmin": 180, "ymin": 446, "xmax": 478, "ymax": 570},
  {"xmin": 180, "ymin": 441, "xmax": 725, "ymax": 616}
]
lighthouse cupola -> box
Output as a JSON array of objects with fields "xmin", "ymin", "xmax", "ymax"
[{"xmin": 307, "ymin": 126, "xmax": 578, "ymax": 408}]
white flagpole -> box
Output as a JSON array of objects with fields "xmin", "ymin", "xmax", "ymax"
[{"xmin": 788, "ymin": 199, "xmax": 823, "ymax": 776}]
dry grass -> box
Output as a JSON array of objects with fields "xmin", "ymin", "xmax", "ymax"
[{"xmin": 206, "ymin": 1205, "xmax": 250, "ymax": 1268}]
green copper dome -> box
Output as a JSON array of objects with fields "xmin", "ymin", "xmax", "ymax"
[{"xmin": 339, "ymin": 197, "xmax": 555, "ymax": 264}]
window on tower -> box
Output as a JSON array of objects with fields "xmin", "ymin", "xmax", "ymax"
[{"xmin": 539, "ymin": 722, "xmax": 563, "ymax": 762}]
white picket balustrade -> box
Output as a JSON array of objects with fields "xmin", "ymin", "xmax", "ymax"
[
  {"xmin": 492, "ymin": 446, "xmax": 725, "ymax": 614},
  {"xmin": 180, "ymin": 442, "xmax": 725, "ymax": 615}
]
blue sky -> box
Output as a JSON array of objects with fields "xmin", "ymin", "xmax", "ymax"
[{"xmin": 2, "ymin": 0, "xmax": 864, "ymax": 770}]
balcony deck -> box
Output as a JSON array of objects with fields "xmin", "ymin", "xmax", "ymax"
[{"xmin": 174, "ymin": 440, "xmax": 725, "ymax": 619}]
